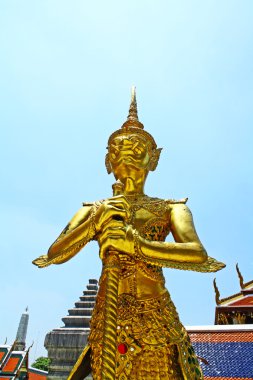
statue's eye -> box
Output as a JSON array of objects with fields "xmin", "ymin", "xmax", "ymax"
[
  {"xmin": 132, "ymin": 140, "xmax": 146, "ymax": 155},
  {"xmin": 133, "ymin": 147, "xmax": 142, "ymax": 155},
  {"xmin": 109, "ymin": 144, "xmax": 120, "ymax": 160}
]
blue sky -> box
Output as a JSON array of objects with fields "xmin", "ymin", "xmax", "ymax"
[{"xmin": 1, "ymin": 1, "xmax": 253, "ymax": 360}]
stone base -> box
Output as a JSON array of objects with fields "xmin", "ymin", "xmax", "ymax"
[{"xmin": 45, "ymin": 328, "xmax": 92, "ymax": 380}]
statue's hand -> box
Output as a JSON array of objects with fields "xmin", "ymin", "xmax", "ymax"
[
  {"xmin": 32, "ymin": 255, "xmax": 50, "ymax": 268},
  {"xmin": 98, "ymin": 220, "xmax": 135, "ymax": 260},
  {"xmin": 94, "ymin": 195, "xmax": 130, "ymax": 233}
]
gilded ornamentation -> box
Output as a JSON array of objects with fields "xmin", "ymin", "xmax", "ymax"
[
  {"xmin": 217, "ymin": 310, "xmax": 253, "ymax": 325},
  {"xmin": 89, "ymin": 292, "xmax": 202, "ymax": 379},
  {"xmin": 33, "ymin": 87, "xmax": 225, "ymax": 379}
]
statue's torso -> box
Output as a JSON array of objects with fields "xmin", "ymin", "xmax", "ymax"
[
  {"xmin": 90, "ymin": 196, "xmax": 203, "ymax": 380},
  {"xmin": 98, "ymin": 196, "xmax": 173, "ymax": 300}
]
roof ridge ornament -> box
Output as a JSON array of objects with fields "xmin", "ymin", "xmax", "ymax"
[
  {"xmin": 236, "ymin": 263, "xmax": 245, "ymax": 289},
  {"xmin": 213, "ymin": 278, "xmax": 221, "ymax": 305}
]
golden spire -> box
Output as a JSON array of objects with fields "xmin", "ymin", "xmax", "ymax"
[
  {"xmin": 121, "ymin": 86, "xmax": 144, "ymax": 130},
  {"xmin": 126, "ymin": 86, "xmax": 139, "ymax": 124},
  {"xmin": 236, "ymin": 263, "xmax": 245, "ymax": 289}
]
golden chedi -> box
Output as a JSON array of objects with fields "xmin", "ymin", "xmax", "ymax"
[{"xmin": 33, "ymin": 88, "xmax": 225, "ymax": 380}]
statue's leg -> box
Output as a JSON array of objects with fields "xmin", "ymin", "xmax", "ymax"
[
  {"xmin": 88, "ymin": 291, "xmax": 203, "ymax": 380},
  {"xmin": 90, "ymin": 344, "xmax": 102, "ymax": 380},
  {"xmin": 114, "ymin": 291, "xmax": 203, "ymax": 380},
  {"xmin": 162, "ymin": 293, "xmax": 204, "ymax": 380},
  {"xmin": 88, "ymin": 296, "xmax": 104, "ymax": 380}
]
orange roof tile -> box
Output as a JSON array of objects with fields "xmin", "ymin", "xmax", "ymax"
[{"xmin": 2, "ymin": 357, "xmax": 20, "ymax": 373}]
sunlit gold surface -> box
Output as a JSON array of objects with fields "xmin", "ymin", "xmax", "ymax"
[{"xmin": 33, "ymin": 88, "xmax": 225, "ymax": 379}]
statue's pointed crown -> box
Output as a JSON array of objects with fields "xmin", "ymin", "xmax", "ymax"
[
  {"xmin": 121, "ymin": 86, "xmax": 144, "ymax": 129},
  {"xmin": 108, "ymin": 87, "xmax": 157, "ymax": 149}
]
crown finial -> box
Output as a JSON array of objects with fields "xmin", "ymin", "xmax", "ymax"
[
  {"xmin": 127, "ymin": 85, "xmax": 138, "ymax": 122},
  {"xmin": 131, "ymin": 85, "xmax": 136, "ymax": 103},
  {"xmin": 121, "ymin": 87, "xmax": 144, "ymax": 129}
]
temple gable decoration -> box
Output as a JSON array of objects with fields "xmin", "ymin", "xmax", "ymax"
[{"xmin": 214, "ymin": 264, "xmax": 253, "ymax": 325}]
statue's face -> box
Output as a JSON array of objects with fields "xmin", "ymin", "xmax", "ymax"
[{"xmin": 108, "ymin": 133, "xmax": 152, "ymax": 178}]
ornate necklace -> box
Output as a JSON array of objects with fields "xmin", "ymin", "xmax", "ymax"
[{"xmin": 124, "ymin": 193, "xmax": 148, "ymax": 203}]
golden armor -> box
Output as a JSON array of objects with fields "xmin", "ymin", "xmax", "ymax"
[{"xmin": 33, "ymin": 88, "xmax": 225, "ymax": 379}]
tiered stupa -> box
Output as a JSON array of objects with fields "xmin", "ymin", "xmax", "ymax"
[{"xmin": 45, "ymin": 279, "xmax": 98, "ymax": 380}]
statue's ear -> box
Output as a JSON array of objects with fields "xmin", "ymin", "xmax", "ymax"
[
  {"xmin": 105, "ymin": 153, "xmax": 112, "ymax": 174},
  {"xmin": 149, "ymin": 148, "xmax": 162, "ymax": 171}
]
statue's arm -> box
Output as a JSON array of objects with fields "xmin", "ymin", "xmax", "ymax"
[
  {"xmin": 33, "ymin": 204, "xmax": 97, "ymax": 268},
  {"xmin": 97, "ymin": 200, "xmax": 224, "ymax": 272},
  {"xmin": 138, "ymin": 204, "xmax": 207, "ymax": 264}
]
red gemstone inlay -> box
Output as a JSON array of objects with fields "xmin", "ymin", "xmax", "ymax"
[{"xmin": 117, "ymin": 343, "xmax": 128, "ymax": 354}]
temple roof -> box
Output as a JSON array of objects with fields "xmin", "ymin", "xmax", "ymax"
[
  {"xmin": 0, "ymin": 344, "xmax": 47, "ymax": 380},
  {"xmin": 0, "ymin": 344, "xmax": 28, "ymax": 379},
  {"xmin": 217, "ymin": 282, "xmax": 253, "ymax": 307},
  {"xmin": 187, "ymin": 325, "xmax": 253, "ymax": 379},
  {"xmin": 214, "ymin": 264, "xmax": 253, "ymax": 307},
  {"xmin": 0, "ymin": 308, "xmax": 47, "ymax": 380}
]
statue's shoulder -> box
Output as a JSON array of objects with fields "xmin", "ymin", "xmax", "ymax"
[
  {"xmin": 139, "ymin": 196, "xmax": 188, "ymax": 217},
  {"xmin": 166, "ymin": 198, "xmax": 194, "ymax": 222},
  {"xmin": 164, "ymin": 197, "xmax": 188, "ymax": 205},
  {"xmin": 145, "ymin": 196, "xmax": 188, "ymax": 205},
  {"xmin": 162, "ymin": 197, "xmax": 189, "ymax": 213}
]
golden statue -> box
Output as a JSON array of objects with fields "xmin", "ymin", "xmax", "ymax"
[{"xmin": 33, "ymin": 88, "xmax": 225, "ymax": 380}]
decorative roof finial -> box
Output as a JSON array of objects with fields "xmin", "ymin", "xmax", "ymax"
[
  {"xmin": 236, "ymin": 263, "xmax": 245, "ymax": 289},
  {"xmin": 213, "ymin": 278, "xmax": 221, "ymax": 305}
]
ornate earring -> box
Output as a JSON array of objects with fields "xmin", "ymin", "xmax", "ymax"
[
  {"xmin": 105, "ymin": 153, "xmax": 112, "ymax": 174},
  {"xmin": 149, "ymin": 148, "xmax": 162, "ymax": 171}
]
